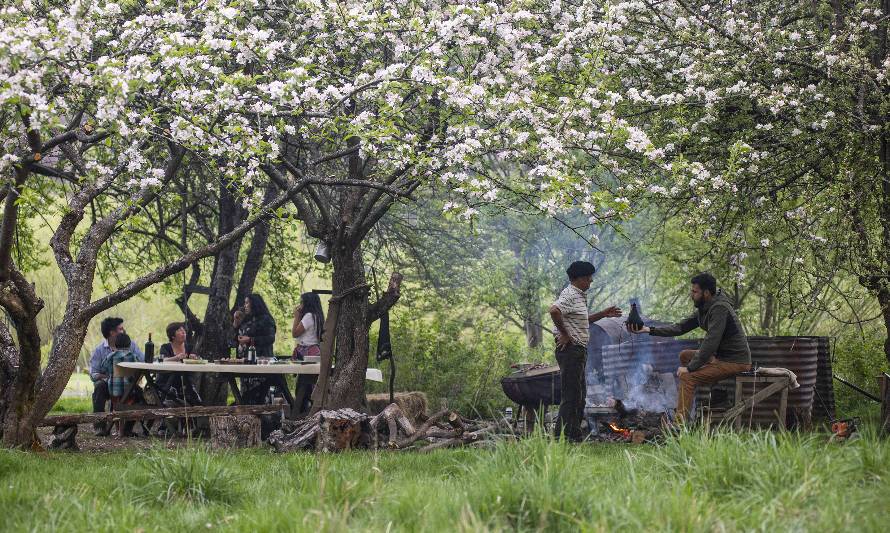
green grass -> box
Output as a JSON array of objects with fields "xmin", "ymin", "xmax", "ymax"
[{"xmin": 1, "ymin": 428, "xmax": 888, "ymax": 532}]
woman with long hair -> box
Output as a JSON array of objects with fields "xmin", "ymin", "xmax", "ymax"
[
  {"xmin": 292, "ymin": 292, "xmax": 324, "ymax": 415},
  {"xmin": 237, "ymin": 293, "xmax": 277, "ymax": 404},
  {"xmin": 292, "ymin": 292, "xmax": 324, "ymax": 360}
]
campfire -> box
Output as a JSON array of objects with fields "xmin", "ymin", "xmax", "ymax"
[{"xmin": 607, "ymin": 422, "xmax": 632, "ymax": 441}]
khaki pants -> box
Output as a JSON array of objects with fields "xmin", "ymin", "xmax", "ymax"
[{"xmin": 677, "ymin": 350, "xmax": 750, "ymax": 421}]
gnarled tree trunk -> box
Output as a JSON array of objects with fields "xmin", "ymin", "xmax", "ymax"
[{"xmin": 325, "ymin": 244, "xmax": 371, "ymax": 411}]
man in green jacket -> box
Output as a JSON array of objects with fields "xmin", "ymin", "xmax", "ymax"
[{"xmin": 628, "ymin": 273, "xmax": 751, "ymax": 421}]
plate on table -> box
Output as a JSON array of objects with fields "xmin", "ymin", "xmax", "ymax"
[{"xmin": 182, "ymin": 359, "xmax": 208, "ymax": 364}]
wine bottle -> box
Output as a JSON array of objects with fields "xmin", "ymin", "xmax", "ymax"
[
  {"xmin": 627, "ymin": 302, "xmax": 644, "ymax": 331},
  {"xmin": 145, "ymin": 333, "xmax": 155, "ymax": 364},
  {"xmin": 248, "ymin": 344, "xmax": 257, "ymax": 365}
]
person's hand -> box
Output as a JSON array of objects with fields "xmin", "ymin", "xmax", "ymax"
[
  {"xmin": 677, "ymin": 366, "xmax": 689, "ymax": 377},
  {"xmin": 627, "ymin": 324, "xmax": 650, "ymax": 334},
  {"xmin": 238, "ymin": 335, "xmax": 251, "ymax": 345},
  {"xmin": 187, "ymin": 353, "xmax": 199, "ymax": 360},
  {"xmin": 556, "ymin": 332, "xmax": 573, "ymax": 350},
  {"xmin": 294, "ymin": 304, "xmax": 303, "ymax": 317},
  {"xmin": 600, "ymin": 306, "xmax": 622, "ymax": 318}
]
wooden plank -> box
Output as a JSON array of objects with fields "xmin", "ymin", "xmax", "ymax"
[
  {"xmin": 310, "ymin": 298, "xmax": 341, "ymax": 413},
  {"xmin": 722, "ymin": 378, "xmax": 789, "ymax": 424},
  {"xmin": 39, "ymin": 404, "xmax": 281, "ymax": 427},
  {"xmin": 881, "ymin": 373, "xmax": 889, "ymax": 437}
]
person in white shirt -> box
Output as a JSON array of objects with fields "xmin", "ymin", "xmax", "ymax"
[
  {"xmin": 292, "ymin": 292, "xmax": 325, "ymax": 415},
  {"xmin": 549, "ymin": 261, "xmax": 622, "ymax": 442}
]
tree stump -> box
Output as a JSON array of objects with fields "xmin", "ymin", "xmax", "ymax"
[
  {"xmin": 209, "ymin": 415, "xmax": 261, "ymax": 449},
  {"xmin": 49, "ymin": 424, "xmax": 78, "ymax": 450},
  {"xmin": 317, "ymin": 409, "xmax": 367, "ymax": 452}
]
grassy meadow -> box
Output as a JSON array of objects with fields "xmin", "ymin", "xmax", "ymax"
[{"xmin": 1, "ymin": 425, "xmax": 888, "ymax": 532}]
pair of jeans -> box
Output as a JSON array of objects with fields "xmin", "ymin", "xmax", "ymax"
[
  {"xmin": 92, "ymin": 380, "xmax": 110, "ymax": 431},
  {"xmin": 677, "ymin": 349, "xmax": 751, "ymax": 420},
  {"xmin": 555, "ymin": 344, "xmax": 586, "ymax": 440}
]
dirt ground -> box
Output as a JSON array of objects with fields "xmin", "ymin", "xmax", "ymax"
[{"xmin": 36, "ymin": 422, "xmax": 212, "ymax": 452}]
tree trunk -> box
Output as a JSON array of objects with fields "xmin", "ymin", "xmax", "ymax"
[
  {"xmin": 209, "ymin": 415, "xmax": 261, "ymax": 448},
  {"xmin": 234, "ymin": 187, "xmax": 274, "ymax": 306},
  {"xmin": 193, "ymin": 186, "xmax": 244, "ymax": 404},
  {"xmin": 0, "ymin": 271, "xmax": 46, "ymax": 448},
  {"xmin": 879, "ymin": 289, "xmax": 890, "ymax": 369},
  {"xmin": 325, "ymin": 244, "xmax": 371, "ymax": 410}
]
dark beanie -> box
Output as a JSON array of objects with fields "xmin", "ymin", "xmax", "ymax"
[{"xmin": 566, "ymin": 261, "xmax": 596, "ymax": 280}]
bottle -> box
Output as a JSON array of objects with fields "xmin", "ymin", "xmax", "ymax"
[
  {"xmin": 247, "ymin": 344, "xmax": 257, "ymax": 365},
  {"xmin": 145, "ymin": 333, "xmax": 155, "ymax": 364},
  {"xmin": 627, "ymin": 303, "xmax": 644, "ymax": 331}
]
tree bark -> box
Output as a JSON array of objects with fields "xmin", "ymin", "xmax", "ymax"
[
  {"xmin": 325, "ymin": 244, "xmax": 371, "ymax": 411},
  {"xmin": 209, "ymin": 415, "xmax": 261, "ymax": 448},
  {"xmin": 0, "ymin": 269, "xmax": 45, "ymax": 448},
  {"xmin": 234, "ymin": 187, "xmax": 275, "ymax": 307}
]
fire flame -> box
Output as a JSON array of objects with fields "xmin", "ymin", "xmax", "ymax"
[{"xmin": 608, "ymin": 422, "xmax": 632, "ymax": 439}]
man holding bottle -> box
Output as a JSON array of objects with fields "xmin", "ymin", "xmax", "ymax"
[{"xmin": 627, "ymin": 272, "xmax": 752, "ymax": 422}]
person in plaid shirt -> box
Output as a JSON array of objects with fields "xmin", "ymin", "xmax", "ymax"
[{"xmin": 98, "ymin": 333, "xmax": 140, "ymax": 399}]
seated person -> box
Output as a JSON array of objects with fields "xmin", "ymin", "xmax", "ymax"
[
  {"xmin": 237, "ymin": 293, "xmax": 277, "ymax": 404},
  {"xmin": 628, "ymin": 272, "xmax": 752, "ymax": 422},
  {"xmin": 97, "ymin": 332, "xmax": 142, "ymax": 436},
  {"xmin": 156, "ymin": 322, "xmax": 202, "ymax": 406},
  {"xmin": 89, "ymin": 317, "xmax": 143, "ymax": 436}
]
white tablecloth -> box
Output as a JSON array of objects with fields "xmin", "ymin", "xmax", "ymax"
[{"xmin": 117, "ymin": 361, "xmax": 384, "ymax": 382}]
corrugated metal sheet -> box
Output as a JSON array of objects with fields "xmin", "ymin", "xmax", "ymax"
[
  {"xmin": 697, "ymin": 336, "xmax": 819, "ymax": 429},
  {"xmin": 811, "ymin": 337, "xmax": 836, "ymax": 421},
  {"xmin": 599, "ymin": 338, "xmax": 700, "ymax": 400}
]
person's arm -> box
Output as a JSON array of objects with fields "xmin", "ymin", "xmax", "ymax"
[
  {"xmin": 648, "ymin": 315, "xmax": 699, "ymax": 337},
  {"xmin": 589, "ymin": 306, "xmax": 622, "ymax": 323},
  {"xmin": 251, "ymin": 318, "xmax": 277, "ymax": 348},
  {"xmin": 292, "ymin": 312, "xmax": 307, "ymax": 338},
  {"xmin": 687, "ymin": 305, "xmax": 729, "ymax": 372},
  {"xmin": 549, "ymin": 305, "xmax": 573, "ymax": 349},
  {"xmin": 89, "ymin": 347, "xmax": 106, "ymax": 381},
  {"xmin": 130, "ymin": 341, "xmax": 144, "ymax": 362}
]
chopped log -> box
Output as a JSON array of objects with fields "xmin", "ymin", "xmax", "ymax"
[
  {"xmin": 367, "ymin": 392, "xmax": 428, "ymax": 424},
  {"xmin": 49, "ymin": 424, "xmax": 78, "ymax": 450},
  {"xmin": 209, "ymin": 415, "xmax": 261, "ymax": 449},
  {"xmin": 39, "ymin": 405, "xmax": 281, "ymax": 427},
  {"xmin": 418, "ymin": 424, "xmax": 496, "ymax": 453},
  {"xmin": 445, "ymin": 412, "xmax": 465, "ymax": 434},
  {"xmin": 394, "ymin": 408, "xmax": 451, "ymax": 449},
  {"xmin": 268, "ymin": 419, "xmax": 321, "ymax": 452},
  {"xmin": 317, "ymin": 409, "xmax": 367, "ymax": 452},
  {"xmin": 269, "ymin": 408, "xmax": 367, "ymax": 453}
]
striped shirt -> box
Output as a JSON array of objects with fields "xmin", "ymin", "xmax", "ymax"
[{"xmin": 553, "ymin": 284, "xmax": 589, "ymax": 346}]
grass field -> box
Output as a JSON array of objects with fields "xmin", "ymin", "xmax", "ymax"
[{"xmin": 1, "ymin": 426, "xmax": 888, "ymax": 532}]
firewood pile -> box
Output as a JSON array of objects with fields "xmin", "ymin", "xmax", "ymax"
[{"xmin": 267, "ymin": 403, "xmax": 510, "ymax": 453}]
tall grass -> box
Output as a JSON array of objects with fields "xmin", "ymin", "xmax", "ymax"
[{"xmin": 1, "ymin": 428, "xmax": 888, "ymax": 532}]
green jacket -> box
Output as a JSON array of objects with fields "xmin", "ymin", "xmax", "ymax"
[{"xmin": 649, "ymin": 290, "xmax": 751, "ymax": 372}]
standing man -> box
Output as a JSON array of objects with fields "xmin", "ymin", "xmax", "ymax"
[
  {"xmin": 89, "ymin": 317, "xmax": 144, "ymax": 435},
  {"xmin": 628, "ymin": 273, "xmax": 751, "ymax": 422},
  {"xmin": 549, "ymin": 261, "xmax": 622, "ymax": 441}
]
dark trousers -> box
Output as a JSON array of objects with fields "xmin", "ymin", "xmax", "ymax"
[
  {"xmin": 555, "ymin": 344, "xmax": 586, "ymax": 440},
  {"xmin": 293, "ymin": 374, "xmax": 317, "ymax": 417}
]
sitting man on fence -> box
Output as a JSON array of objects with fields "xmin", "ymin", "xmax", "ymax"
[
  {"xmin": 628, "ymin": 272, "xmax": 751, "ymax": 422},
  {"xmin": 89, "ymin": 317, "xmax": 144, "ymax": 436}
]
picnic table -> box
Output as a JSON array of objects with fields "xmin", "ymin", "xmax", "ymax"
[{"xmin": 116, "ymin": 360, "xmax": 383, "ymax": 415}]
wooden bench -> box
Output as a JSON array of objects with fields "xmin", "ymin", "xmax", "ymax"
[
  {"xmin": 697, "ymin": 375, "xmax": 791, "ymax": 430},
  {"xmin": 40, "ymin": 405, "xmax": 284, "ymax": 449}
]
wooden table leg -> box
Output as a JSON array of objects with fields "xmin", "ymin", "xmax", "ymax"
[
  {"xmin": 276, "ymin": 375, "xmax": 295, "ymax": 412},
  {"xmin": 228, "ymin": 376, "xmax": 243, "ymax": 404}
]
